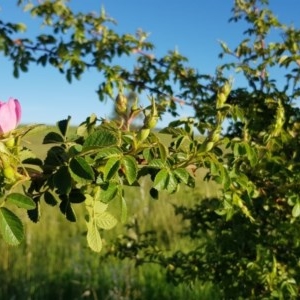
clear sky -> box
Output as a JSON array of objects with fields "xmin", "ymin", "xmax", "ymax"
[{"xmin": 0, "ymin": 1, "xmax": 300, "ymax": 126}]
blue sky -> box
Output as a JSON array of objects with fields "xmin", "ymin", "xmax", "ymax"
[{"xmin": 0, "ymin": 1, "xmax": 300, "ymax": 126}]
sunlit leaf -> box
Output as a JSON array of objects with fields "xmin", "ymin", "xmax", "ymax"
[
  {"xmin": 100, "ymin": 182, "xmax": 118, "ymax": 203},
  {"xmin": 292, "ymin": 202, "xmax": 300, "ymax": 218},
  {"xmin": 120, "ymin": 196, "xmax": 127, "ymax": 223},
  {"xmin": 153, "ymin": 168, "xmax": 169, "ymax": 191},
  {"xmin": 0, "ymin": 207, "xmax": 24, "ymax": 245},
  {"xmin": 83, "ymin": 130, "xmax": 118, "ymax": 149},
  {"xmin": 103, "ymin": 157, "xmax": 120, "ymax": 181},
  {"xmin": 6, "ymin": 193, "xmax": 36, "ymax": 210},
  {"xmin": 86, "ymin": 221, "xmax": 102, "ymax": 252},
  {"xmin": 95, "ymin": 146, "xmax": 122, "ymax": 160},
  {"xmin": 95, "ymin": 212, "xmax": 117, "ymax": 230},
  {"xmin": 122, "ymin": 155, "xmax": 138, "ymax": 185}
]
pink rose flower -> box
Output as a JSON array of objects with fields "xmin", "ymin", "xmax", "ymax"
[{"xmin": 0, "ymin": 98, "xmax": 22, "ymax": 134}]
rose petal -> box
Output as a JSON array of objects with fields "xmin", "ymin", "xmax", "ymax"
[{"xmin": 0, "ymin": 98, "xmax": 22, "ymax": 134}]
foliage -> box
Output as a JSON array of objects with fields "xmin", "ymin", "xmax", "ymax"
[{"xmin": 1, "ymin": 0, "xmax": 300, "ymax": 298}]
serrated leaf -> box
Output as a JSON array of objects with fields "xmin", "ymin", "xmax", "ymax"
[
  {"xmin": 158, "ymin": 142, "xmax": 168, "ymax": 162},
  {"xmin": 100, "ymin": 182, "xmax": 118, "ymax": 203},
  {"xmin": 6, "ymin": 193, "xmax": 36, "ymax": 210},
  {"xmin": 122, "ymin": 155, "xmax": 138, "ymax": 185},
  {"xmin": 44, "ymin": 191, "xmax": 58, "ymax": 206},
  {"xmin": 95, "ymin": 146, "xmax": 122, "ymax": 160},
  {"xmin": 95, "ymin": 211, "xmax": 117, "ymax": 230},
  {"xmin": 148, "ymin": 159, "xmax": 166, "ymax": 169},
  {"xmin": 59, "ymin": 199, "xmax": 76, "ymax": 222},
  {"xmin": 43, "ymin": 132, "xmax": 64, "ymax": 144},
  {"xmin": 53, "ymin": 166, "xmax": 72, "ymax": 194},
  {"xmin": 86, "ymin": 221, "xmax": 102, "ymax": 252},
  {"xmin": 0, "ymin": 207, "xmax": 24, "ymax": 245},
  {"xmin": 173, "ymin": 168, "xmax": 190, "ymax": 185},
  {"xmin": 83, "ymin": 130, "xmax": 118, "ymax": 149},
  {"xmin": 69, "ymin": 156, "xmax": 95, "ymax": 183},
  {"xmin": 153, "ymin": 168, "xmax": 169, "ymax": 191},
  {"xmin": 167, "ymin": 172, "xmax": 178, "ymax": 193},
  {"xmin": 103, "ymin": 157, "xmax": 120, "ymax": 181},
  {"xmin": 27, "ymin": 198, "xmax": 41, "ymax": 223}
]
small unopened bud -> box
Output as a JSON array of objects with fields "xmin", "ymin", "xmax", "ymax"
[
  {"xmin": 3, "ymin": 166, "xmax": 16, "ymax": 181},
  {"xmin": 143, "ymin": 98, "xmax": 158, "ymax": 129},
  {"xmin": 115, "ymin": 93, "xmax": 128, "ymax": 116},
  {"xmin": 137, "ymin": 128, "xmax": 150, "ymax": 143},
  {"xmin": 217, "ymin": 80, "xmax": 232, "ymax": 108},
  {"xmin": 5, "ymin": 137, "xmax": 15, "ymax": 149}
]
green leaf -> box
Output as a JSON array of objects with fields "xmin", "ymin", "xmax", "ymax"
[
  {"xmin": 44, "ymin": 146, "xmax": 67, "ymax": 167},
  {"xmin": 0, "ymin": 207, "xmax": 24, "ymax": 246},
  {"xmin": 120, "ymin": 196, "xmax": 127, "ymax": 223},
  {"xmin": 173, "ymin": 168, "xmax": 190, "ymax": 185},
  {"xmin": 158, "ymin": 142, "xmax": 168, "ymax": 162},
  {"xmin": 83, "ymin": 130, "xmax": 118, "ymax": 149},
  {"xmin": 59, "ymin": 198, "xmax": 76, "ymax": 222},
  {"xmin": 6, "ymin": 193, "xmax": 36, "ymax": 210},
  {"xmin": 95, "ymin": 146, "xmax": 122, "ymax": 160},
  {"xmin": 43, "ymin": 132, "xmax": 64, "ymax": 144},
  {"xmin": 53, "ymin": 166, "xmax": 72, "ymax": 194},
  {"xmin": 44, "ymin": 191, "xmax": 58, "ymax": 206},
  {"xmin": 103, "ymin": 157, "xmax": 120, "ymax": 181},
  {"xmin": 153, "ymin": 169, "xmax": 169, "ymax": 191},
  {"xmin": 57, "ymin": 116, "xmax": 71, "ymax": 137},
  {"xmin": 69, "ymin": 189, "xmax": 86, "ymax": 203},
  {"xmin": 166, "ymin": 172, "xmax": 178, "ymax": 193},
  {"xmin": 292, "ymin": 202, "xmax": 300, "ymax": 218},
  {"xmin": 99, "ymin": 182, "xmax": 118, "ymax": 203},
  {"xmin": 27, "ymin": 198, "xmax": 41, "ymax": 223},
  {"xmin": 148, "ymin": 159, "xmax": 166, "ymax": 169},
  {"xmin": 122, "ymin": 155, "xmax": 138, "ymax": 185},
  {"xmin": 86, "ymin": 220, "xmax": 102, "ymax": 252},
  {"xmin": 95, "ymin": 212, "xmax": 117, "ymax": 230},
  {"xmin": 69, "ymin": 157, "xmax": 95, "ymax": 183}
]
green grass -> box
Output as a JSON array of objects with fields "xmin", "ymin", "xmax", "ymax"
[{"xmin": 0, "ymin": 128, "xmax": 221, "ymax": 299}]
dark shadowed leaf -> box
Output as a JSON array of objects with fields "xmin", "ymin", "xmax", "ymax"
[
  {"xmin": 69, "ymin": 156, "xmax": 95, "ymax": 183},
  {"xmin": 44, "ymin": 191, "xmax": 58, "ymax": 206},
  {"xmin": 69, "ymin": 189, "xmax": 86, "ymax": 203},
  {"xmin": 53, "ymin": 166, "xmax": 72, "ymax": 194},
  {"xmin": 43, "ymin": 132, "xmax": 64, "ymax": 144},
  {"xmin": 59, "ymin": 199, "xmax": 76, "ymax": 222},
  {"xmin": 57, "ymin": 116, "xmax": 71, "ymax": 137}
]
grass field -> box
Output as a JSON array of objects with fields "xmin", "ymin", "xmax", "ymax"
[{"xmin": 0, "ymin": 127, "xmax": 220, "ymax": 299}]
